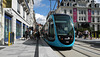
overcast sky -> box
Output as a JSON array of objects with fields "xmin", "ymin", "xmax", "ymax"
[{"xmin": 34, "ymin": 0, "xmax": 100, "ymax": 25}]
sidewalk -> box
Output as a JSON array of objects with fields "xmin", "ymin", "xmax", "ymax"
[
  {"xmin": 75, "ymin": 38, "xmax": 100, "ymax": 46},
  {"xmin": 0, "ymin": 38, "xmax": 59, "ymax": 57}
]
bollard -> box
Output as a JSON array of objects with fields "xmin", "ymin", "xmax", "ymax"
[{"xmin": 8, "ymin": 32, "xmax": 10, "ymax": 46}]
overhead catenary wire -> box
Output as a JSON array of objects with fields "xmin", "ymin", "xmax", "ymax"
[
  {"xmin": 49, "ymin": 0, "xmax": 58, "ymax": 11},
  {"xmin": 53, "ymin": 0, "xmax": 57, "ymax": 10}
]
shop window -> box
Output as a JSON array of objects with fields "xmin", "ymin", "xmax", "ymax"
[
  {"xmin": 23, "ymin": 24, "xmax": 25, "ymax": 37},
  {"xmin": 16, "ymin": 20, "xmax": 21, "ymax": 38},
  {"xmin": 4, "ymin": 14, "xmax": 12, "ymax": 42}
]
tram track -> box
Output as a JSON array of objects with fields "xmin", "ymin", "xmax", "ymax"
[
  {"xmin": 74, "ymin": 43, "xmax": 100, "ymax": 52},
  {"xmin": 72, "ymin": 49, "xmax": 91, "ymax": 57},
  {"xmin": 56, "ymin": 49, "xmax": 89, "ymax": 57},
  {"xmin": 57, "ymin": 50, "xmax": 66, "ymax": 57},
  {"xmin": 56, "ymin": 46, "xmax": 100, "ymax": 57},
  {"xmin": 55, "ymin": 43, "xmax": 100, "ymax": 57},
  {"xmin": 73, "ymin": 44, "xmax": 100, "ymax": 57}
]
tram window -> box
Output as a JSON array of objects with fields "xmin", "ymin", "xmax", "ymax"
[
  {"xmin": 48, "ymin": 20, "xmax": 54, "ymax": 37},
  {"xmin": 49, "ymin": 24, "xmax": 54, "ymax": 37}
]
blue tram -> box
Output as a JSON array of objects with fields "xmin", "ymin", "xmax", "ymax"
[{"xmin": 42, "ymin": 14, "xmax": 75, "ymax": 49}]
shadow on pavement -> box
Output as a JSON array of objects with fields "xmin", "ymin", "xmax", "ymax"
[
  {"xmin": 22, "ymin": 39, "xmax": 37, "ymax": 45},
  {"xmin": 0, "ymin": 44, "xmax": 8, "ymax": 50},
  {"xmin": 34, "ymin": 39, "xmax": 39, "ymax": 57},
  {"xmin": 38, "ymin": 38, "xmax": 50, "ymax": 47},
  {"xmin": 0, "ymin": 47, "xmax": 5, "ymax": 50}
]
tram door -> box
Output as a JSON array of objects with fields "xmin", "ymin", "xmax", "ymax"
[
  {"xmin": 48, "ymin": 19, "xmax": 55, "ymax": 41},
  {"xmin": 4, "ymin": 14, "xmax": 12, "ymax": 42}
]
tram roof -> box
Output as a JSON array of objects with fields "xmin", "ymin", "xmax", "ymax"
[
  {"xmin": 46, "ymin": 14, "xmax": 70, "ymax": 20},
  {"xmin": 53, "ymin": 14, "xmax": 70, "ymax": 16}
]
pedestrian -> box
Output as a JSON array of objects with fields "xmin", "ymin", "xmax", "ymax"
[
  {"xmin": 25, "ymin": 29, "xmax": 29, "ymax": 39},
  {"xmin": 84, "ymin": 30, "xmax": 88, "ymax": 39},
  {"xmin": 37, "ymin": 31, "xmax": 40, "ymax": 40},
  {"xmin": 78, "ymin": 31, "xmax": 80, "ymax": 38},
  {"xmin": 29, "ymin": 29, "xmax": 33, "ymax": 39},
  {"xmin": 90, "ymin": 32, "xmax": 92, "ymax": 40},
  {"xmin": 35, "ymin": 30, "xmax": 40, "ymax": 40},
  {"xmin": 79, "ymin": 32, "xmax": 83, "ymax": 38},
  {"xmin": 34, "ymin": 30, "xmax": 37, "ymax": 40}
]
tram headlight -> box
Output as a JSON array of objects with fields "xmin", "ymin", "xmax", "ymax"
[{"xmin": 68, "ymin": 37, "xmax": 70, "ymax": 39}]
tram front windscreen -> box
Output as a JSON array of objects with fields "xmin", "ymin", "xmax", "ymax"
[{"xmin": 54, "ymin": 15, "xmax": 74, "ymax": 35}]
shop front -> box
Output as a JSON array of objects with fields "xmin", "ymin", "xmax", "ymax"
[
  {"xmin": 23, "ymin": 24, "xmax": 25, "ymax": 37},
  {"xmin": 16, "ymin": 20, "xmax": 21, "ymax": 39},
  {"xmin": 4, "ymin": 14, "xmax": 12, "ymax": 42}
]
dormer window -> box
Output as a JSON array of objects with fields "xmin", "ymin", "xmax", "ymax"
[
  {"xmin": 95, "ymin": 4, "xmax": 99, "ymax": 8},
  {"xmin": 64, "ymin": 3, "xmax": 66, "ymax": 6},
  {"xmin": 67, "ymin": 3, "xmax": 69, "ymax": 6}
]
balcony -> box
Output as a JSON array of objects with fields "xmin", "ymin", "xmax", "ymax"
[
  {"xmin": 17, "ymin": 0, "xmax": 30, "ymax": 14},
  {"xmin": 21, "ymin": 0, "xmax": 30, "ymax": 14}
]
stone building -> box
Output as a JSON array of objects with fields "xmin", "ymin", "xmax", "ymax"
[{"xmin": 0, "ymin": 0, "xmax": 35, "ymax": 45}]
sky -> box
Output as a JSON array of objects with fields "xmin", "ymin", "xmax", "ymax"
[{"xmin": 34, "ymin": 0, "xmax": 100, "ymax": 25}]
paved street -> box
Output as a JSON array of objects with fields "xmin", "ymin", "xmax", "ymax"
[
  {"xmin": 0, "ymin": 38, "xmax": 59, "ymax": 57},
  {"xmin": 0, "ymin": 0, "xmax": 100, "ymax": 57},
  {"xmin": 0, "ymin": 37, "xmax": 100, "ymax": 57},
  {"xmin": 54, "ymin": 39, "xmax": 100, "ymax": 57}
]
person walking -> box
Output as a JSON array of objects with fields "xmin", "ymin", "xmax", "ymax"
[
  {"xmin": 34, "ymin": 30, "xmax": 37, "ymax": 40},
  {"xmin": 35, "ymin": 31, "xmax": 40, "ymax": 39},
  {"xmin": 25, "ymin": 29, "xmax": 29, "ymax": 40},
  {"xmin": 90, "ymin": 32, "xmax": 92, "ymax": 40},
  {"xmin": 29, "ymin": 29, "xmax": 33, "ymax": 39},
  {"xmin": 84, "ymin": 30, "xmax": 88, "ymax": 39}
]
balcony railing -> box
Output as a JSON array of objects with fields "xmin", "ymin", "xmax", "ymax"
[{"xmin": 18, "ymin": 0, "xmax": 30, "ymax": 14}]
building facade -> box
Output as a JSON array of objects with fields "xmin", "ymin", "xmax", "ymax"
[
  {"xmin": 0, "ymin": 0, "xmax": 35, "ymax": 45},
  {"xmin": 0, "ymin": 0, "xmax": 3, "ymax": 44},
  {"xmin": 33, "ymin": 10, "xmax": 36, "ymax": 30},
  {"xmin": 55, "ymin": 0, "xmax": 100, "ymax": 36}
]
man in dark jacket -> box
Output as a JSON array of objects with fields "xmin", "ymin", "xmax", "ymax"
[
  {"xmin": 25, "ymin": 29, "xmax": 29, "ymax": 39},
  {"xmin": 35, "ymin": 31, "xmax": 40, "ymax": 40}
]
